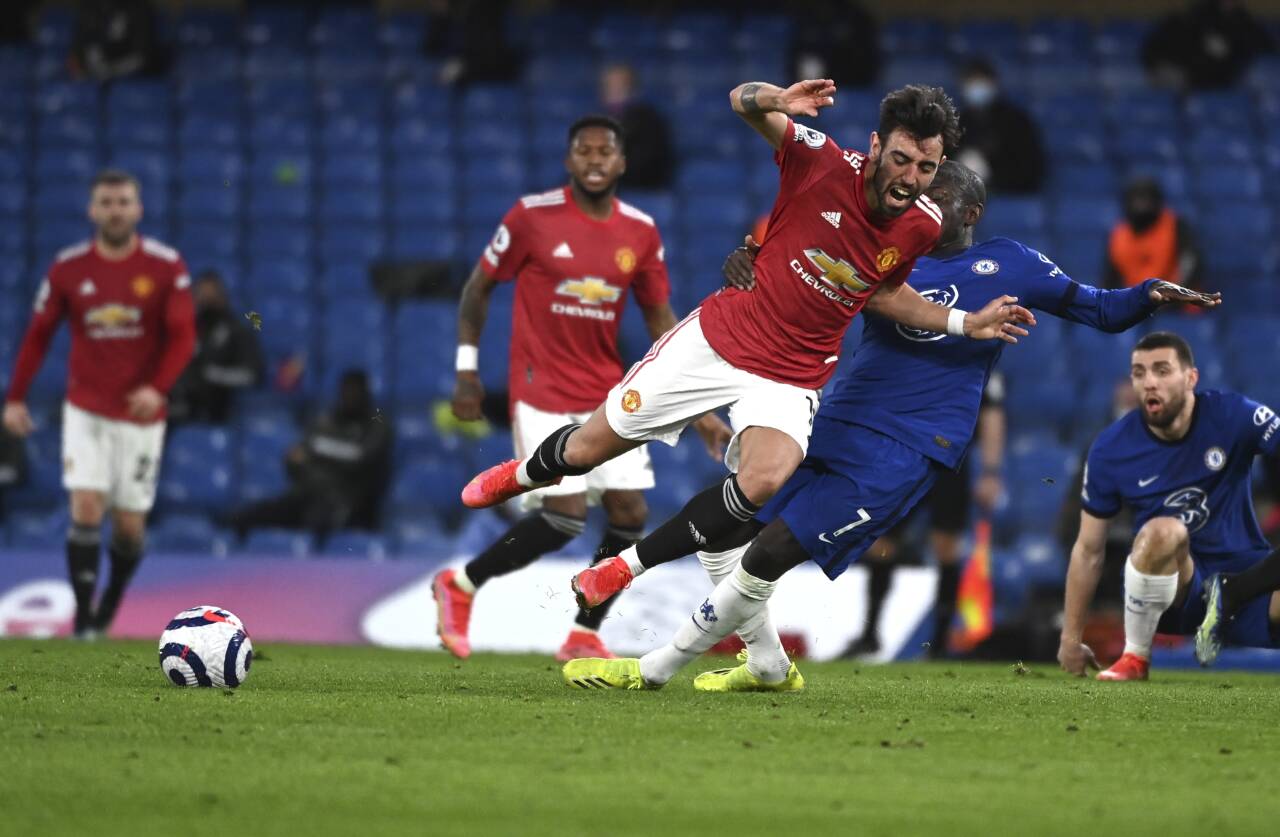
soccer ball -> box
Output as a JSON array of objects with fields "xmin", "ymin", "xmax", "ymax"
[{"xmin": 157, "ymin": 605, "xmax": 253, "ymax": 688}]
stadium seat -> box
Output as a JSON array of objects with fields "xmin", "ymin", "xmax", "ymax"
[
  {"xmin": 247, "ymin": 184, "xmax": 312, "ymax": 223},
  {"xmin": 247, "ymin": 225, "xmax": 312, "ymax": 262},
  {"xmin": 149, "ymin": 513, "xmax": 226, "ymax": 556},
  {"xmin": 179, "ymin": 113, "xmax": 242, "ymax": 149},
  {"xmin": 320, "ymin": 531, "xmax": 388, "ymax": 560},
  {"xmin": 241, "ymin": 528, "xmax": 314, "ymax": 558},
  {"xmin": 318, "ymin": 225, "xmax": 387, "ymax": 263}
]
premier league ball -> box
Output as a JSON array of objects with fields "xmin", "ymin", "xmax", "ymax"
[{"xmin": 157, "ymin": 605, "xmax": 253, "ymax": 688}]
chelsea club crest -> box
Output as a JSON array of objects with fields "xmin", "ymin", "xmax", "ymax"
[
  {"xmin": 971, "ymin": 259, "xmax": 999, "ymax": 275},
  {"xmin": 1204, "ymin": 447, "xmax": 1225, "ymax": 471}
]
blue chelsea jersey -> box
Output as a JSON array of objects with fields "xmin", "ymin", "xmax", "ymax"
[
  {"xmin": 1082, "ymin": 390, "xmax": 1280, "ymax": 564},
  {"xmin": 818, "ymin": 237, "xmax": 1158, "ymax": 469}
]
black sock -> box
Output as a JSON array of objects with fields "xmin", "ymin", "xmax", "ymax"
[
  {"xmin": 575, "ymin": 525, "xmax": 644, "ymax": 631},
  {"xmin": 94, "ymin": 537, "xmax": 143, "ymax": 631},
  {"xmin": 1222, "ymin": 546, "xmax": 1280, "ymax": 615},
  {"xmin": 931, "ymin": 563, "xmax": 962, "ymax": 652},
  {"xmin": 521, "ymin": 424, "xmax": 592, "ymax": 483},
  {"xmin": 66, "ymin": 524, "xmax": 101, "ymax": 632},
  {"xmin": 863, "ymin": 560, "xmax": 894, "ymax": 643},
  {"xmin": 464, "ymin": 511, "xmax": 582, "ymax": 589},
  {"xmin": 635, "ymin": 475, "xmax": 760, "ymax": 570}
]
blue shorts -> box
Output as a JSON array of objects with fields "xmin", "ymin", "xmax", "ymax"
[
  {"xmin": 1156, "ymin": 551, "xmax": 1280, "ymax": 649},
  {"xmin": 757, "ymin": 417, "xmax": 945, "ymax": 580}
]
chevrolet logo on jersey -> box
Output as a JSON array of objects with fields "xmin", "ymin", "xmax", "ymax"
[
  {"xmin": 84, "ymin": 303, "xmax": 143, "ymax": 338},
  {"xmin": 803, "ymin": 249, "xmax": 867, "ymax": 294},
  {"xmin": 555, "ymin": 277, "xmax": 621, "ymax": 305}
]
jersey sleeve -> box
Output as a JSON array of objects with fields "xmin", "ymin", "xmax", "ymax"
[
  {"xmin": 1238, "ymin": 395, "xmax": 1280, "ymax": 458},
  {"xmin": 1012, "ymin": 241, "xmax": 1157, "ymax": 332},
  {"xmin": 773, "ymin": 118, "xmax": 844, "ymax": 195},
  {"xmin": 1080, "ymin": 441, "xmax": 1122, "ymax": 518},
  {"xmin": 150, "ymin": 260, "xmax": 197, "ymax": 393},
  {"xmin": 4, "ymin": 267, "xmax": 68, "ymax": 402},
  {"xmin": 631, "ymin": 226, "xmax": 671, "ymax": 307},
  {"xmin": 477, "ymin": 202, "xmax": 531, "ymax": 281}
]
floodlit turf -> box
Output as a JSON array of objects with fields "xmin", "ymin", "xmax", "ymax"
[{"xmin": 2, "ymin": 640, "xmax": 1277, "ymax": 836}]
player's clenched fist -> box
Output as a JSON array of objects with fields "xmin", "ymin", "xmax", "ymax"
[
  {"xmin": 452, "ymin": 372, "xmax": 485, "ymax": 422},
  {"xmin": 1057, "ymin": 639, "xmax": 1099, "ymax": 676},
  {"xmin": 3, "ymin": 401, "xmax": 33, "ymax": 437}
]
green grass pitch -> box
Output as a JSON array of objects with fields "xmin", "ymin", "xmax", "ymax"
[{"xmin": 2, "ymin": 639, "xmax": 1277, "ymax": 836}]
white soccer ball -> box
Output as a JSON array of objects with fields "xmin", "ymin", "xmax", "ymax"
[{"xmin": 157, "ymin": 605, "xmax": 253, "ymax": 688}]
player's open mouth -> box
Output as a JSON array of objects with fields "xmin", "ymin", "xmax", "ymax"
[
  {"xmin": 1145, "ymin": 397, "xmax": 1162, "ymax": 412},
  {"xmin": 584, "ymin": 171, "xmax": 606, "ymax": 186},
  {"xmin": 886, "ymin": 185, "xmax": 914, "ymax": 205}
]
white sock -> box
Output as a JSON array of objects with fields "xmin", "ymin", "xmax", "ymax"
[
  {"xmin": 619, "ymin": 545, "xmax": 645, "ymax": 578},
  {"xmin": 639, "ymin": 566, "xmax": 776, "ymax": 685},
  {"xmin": 697, "ymin": 545, "xmax": 789, "ymax": 683},
  {"xmin": 1122, "ymin": 557, "xmax": 1179, "ymax": 659},
  {"xmin": 515, "ymin": 458, "xmax": 538, "ymax": 488},
  {"xmin": 453, "ymin": 567, "xmax": 477, "ymax": 595}
]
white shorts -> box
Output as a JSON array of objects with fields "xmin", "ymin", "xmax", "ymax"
[
  {"xmin": 62, "ymin": 402, "xmax": 166, "ymax": 513},
  {"xmin": 512, "ymin": 400, "xmax": 655, "ymax": 510},
  {"xmin": 604, "ymin": 310, "xmax": 819, "ymax": 472}
]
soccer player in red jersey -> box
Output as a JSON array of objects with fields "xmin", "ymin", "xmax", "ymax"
[
  {"xmin": 3, "ymin": 170, "xmax": 196, "ymax": 638},
  {"xmin": 433, "ymin": 115, "xmax": 731, "ymax": 660},
  {"xmin": 463, "ymin": 81, "xmax": 1033, "ymax": 610}
]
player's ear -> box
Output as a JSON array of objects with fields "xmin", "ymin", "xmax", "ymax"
[
  {"xmin": 868, "ymin": 131, "xmax": 881, "ymax": 158},
  {"xmin": 966, "ymin": 203, "xmax": 983, "ymax": 227},
  {"xmin": 1186, "ymin": 365, "xmax": 1199, "ymax": 389}
]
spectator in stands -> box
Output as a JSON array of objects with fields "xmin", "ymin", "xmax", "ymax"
[
  {"xmin": 426, "ymin": 0, "xmax": 524, "ymax": 86},
  {"xmin": 954, "ymin": 59, "xmax": 1045, "ymax": 195},
  {"xmin": 227, "ymin": 370, "xmax": 392, "ymax": 546},
  {"xmin": 599, "ymin": 63, "xmax": 675, "ymax": 189},
  {"xmin": 70, "ymin": 0, "xmax": 169, "ymax": 81},
  {"xmin": 168, "ymin": 271, "xmax": 263, "ymax": 424},
  {"xmin": 1142, "ymin": 0, "xmax": 1275, "ymax": 90},
  {"xmin": 790, "ymin": 0, "xmax": 880, "ymax": 87},
  {"xmin": 1103, "ymin": 177, "xmax": 1203, "ymax": 294}
]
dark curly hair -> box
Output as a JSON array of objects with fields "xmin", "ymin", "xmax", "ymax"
[
  {"xmin": 878, "ymin": 85, "xmax": 962, "ymax": 153},
  {"xmin": 931, "ymin": 160, "xmax": 986, "ymax": 208}
]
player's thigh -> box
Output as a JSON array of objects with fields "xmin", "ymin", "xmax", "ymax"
[
  {"xmin": 604, "ymin": 314, "xmax": 740, "ymax": 450},
  {"xmin": 108, "ymin": 418, "xmax": 166, "ymax": 514},
  {"xmin": 725, "ymin": 378, "xmax": 818, "ymax": 478},
  {"xmin": 732, "ymin": 426, "xmax": 805, "ymax": 504},
  {"xmin": 512, "ymin": 401, "xmax": 590, "ymax": 512},
  {"xmin": 62, "ymin": 403, "xmax": 110, "ymax": 500},
  {"xmin": 771, "ymin": 436, "xmax": 939, "ymax": 580}
]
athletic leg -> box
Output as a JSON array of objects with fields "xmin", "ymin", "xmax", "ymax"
[
  {"xmin": 93, "ymin": 509, "xmax": 146, "ymax": 632},
  {"xmin": 66, "ymin": 490, "xmax": 106, "ymax": 637}
]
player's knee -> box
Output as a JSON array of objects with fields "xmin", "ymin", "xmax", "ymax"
[
  {"xmin": 69, "ymin": 492, "xmax": 106, "ymax": 526},
  {"xmin": 735, "ymin": 465, "xmax": 791, "ymax": 507},
  {"xmin": 1132, "ymin": 516, "xmax": 1188, "ymax": 571},
  {"xmin": 740, "ymin": 521, "xmax": 808, "ymax": 582},
  {"xmin": 110, "ymin": 531, "xmax": 144, "ymax": 561},
  {"xmin": 602, "ymin": 491, "xmax": 647, "ymax": 530}
]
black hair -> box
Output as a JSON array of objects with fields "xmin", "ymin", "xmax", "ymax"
[
  {"xmin": 1123, "ymin": 176, "xmax": 1165, "ymax": 205},
  {"xmin": 91, "ymin": 168, "xmax": 140, "ymax": 194},
  {"xmin": 878, "ymin": 85, "xmax": 962, "ymax": 154},
  {"xmin": 932, "ymin": 160, "xmax": 986, "ymax": 207},
  {"xmin": 960, "ymin": 58, "xmax": 997, "ymax": 80},
  {"xmin": 1134, "ymin": 331, "xmax": 1195, "ymax": 368},
  {"xmin": 567, "ymin": 114, "xmax": 625, "ymax": 152}
]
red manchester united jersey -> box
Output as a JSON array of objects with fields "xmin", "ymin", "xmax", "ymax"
[
  {"xmin": 5, "ymin": 237, "xmax": 196, "ymax": 423},
  {"xmin": 478, "ymin": 186, "xmax": 671, "ymax": 413},
  {"xmin": 699, "ymin": 119, "xmax": 943, "ymax": 390}
]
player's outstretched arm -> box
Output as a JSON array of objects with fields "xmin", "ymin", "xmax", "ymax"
[
  {"xmin": 729, "ymin": 80, "xmax": 836, "ymax": 150},
  {"xmin": 454, "ymin": 265, "xmax": 498, "ymax": 422},
  {"xmin": 866, "ymin": 285, "xmax": 1036, "ymax": 343},
  {"xmin": 1058, "ymin": 511, "xmax": 1107, "ymax": 676}
]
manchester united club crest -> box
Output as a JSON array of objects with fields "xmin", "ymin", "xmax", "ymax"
[
  {"xmin": 615, "ymin": 247, "xmax": 637, "ymax": 273},
  {"xmin": 875, "ymin": 246, "xmax": 901, "ymax": 273},
  {"xmin": 132, "ymin": 275, "xmax": 155, "ymax": 298},
  {"xmin": 621, "ymin": 389, "xmax": 642, "ymax": 413}
]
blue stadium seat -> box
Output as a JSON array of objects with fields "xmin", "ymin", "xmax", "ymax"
[
  {"xmin": 0, "ymin": 181, "xmax": 27, "ymax": 215},
  {"xmin": 1190, "ymin": 167, "xmax": 1262, "ymax": 201},
  {"xmin": 246, "ymin": 260, "xmax": 311, "ymax": 298},
  {"xmin": 178, "ymin": 113, "xmax": 242, "ymax": 149},
  {"xmin": 177, "ymin": 77, "xmax": 244, "ymax": 116},
  {"xmin": 1106, "ymin": 91, "xmax": 1180, "ymax": 130},
  {"xmin": 1050, "ymin": 197, "xmax": 1116, "ymax": 234},
  {"xmin": 149, "ymin": 513, "xmax": 225, "ymax": 555},
  {"xmin": 250, "ymin": 297, "xmax": 314, "ymax": 361},
  {"xmin": 390, "ymin": 189, "xmax": 454, "ymax": 224},
  {"xmin": 389, "ymin": 116, "xmax": 453, "ymax": 156},
  {"xmin": 319, "ymin": 262, "xmax": 370, "ymax": 298},
  {"xmin": 460, "ymin": 156, "xmax": 526, "ymax": 194},
  {"xmin": 105, "ymin": 149, "xmax": 170, "ymax": 185},
  {"xmin": 249, "ymin": 114, "xmax": 312, "ymax": 149},
  {"xmin": 174, "ymin": 46, "xmax": 242, "ymax": 81},
  {"xmin": 391, "ymin": 514, "xmax": 449, "ymax": 558},
  {"xmin": 390, "ymin": 454, "xmax": 470, "ymax": 512},
  {"xmin": 321, "ymin": 153, "xmax": 383, "ymax": 187},
  {"xmin": 177, "ymin": 183, "xmax": 239, "ymax": 220},
  {"xmin": 314, "ymin": 5, "xmax": 378, "ymax": 49},
  {"xmin": 1185, "ymin": 91, "xmax": 1256, "ymax": 131},
  {"xmin": 241, "ymin": 528, "xmax": 314, "ymax": 558},
  {"xmin": 247, "ymin": 183, "xmax": 312, "ymax": 223},
  {"xmin": 35, "ymin": 81, "xmax": 98, "ymax": 116},
  {"xmin": 318, "ymin": 225, "xmax": 387, "ymax": 263},
  {"xmin": 980, "ymin": 197, "xmax": 1047, "ymax": 238},
  {"xmin": 1048, "ymin": 162, "xmax": 1116, "ymax": 198},
  {"xmin": 247, "ymin": 225, "xmax": 312, "ymax": 262},
  {"xmin": 320, "ymin": 531, "xmax": 388, "ymax": 560},
  {"xmin": 179, "ymin": 148, "xmax": 245, "ymax": 184},
  {"xmin": 320, "ymin": 114, "xmax": 382, "ymax": 152},
  {"xmin": 175, "ymin": 9, "xmax": 240, "ymax": 47},
  {"xmin": 318, "ymin": 187, "xmax": 382, "ymax": 223},
  {"xmin": 390, "ymin": 224, "xmax": 460, "ymax": 261},
  {"xmin": 250, "ymin": 152, "xmax": 312, "ymax": 188},
  {"xmin": 176, "ymin": 220, "xmax": 240, "ymax": 265}
]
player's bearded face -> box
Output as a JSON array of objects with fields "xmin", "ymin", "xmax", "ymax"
[
  {"xmin": 1131, "ymin": 349, "xmax": 1196, "ymax": 429},
  {"xmin": 566, "ymin": 126, "xmax": 625, "ymax": 197},
  {"xmin": 869, "ymin": 130, "xmax": 944, "ymax": 218},
  {"xmin": 89, "ymin": 185, "xmax": 142, "ymax": 247}
]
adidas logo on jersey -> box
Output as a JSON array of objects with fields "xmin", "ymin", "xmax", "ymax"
[
  {"xmin": 552, "ymin": 242, "xmax": 574, "ymax": 259},
  {"xmin": 821, "ymin": 211, "xmax": 841, "ymax": 229},
  {"xmin": 79, "ymin": 279, "xmax": 96, "ymax": 296}
]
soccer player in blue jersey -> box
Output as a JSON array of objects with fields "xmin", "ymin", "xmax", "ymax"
[
  {"xmin": 1059, "ymin": 332, "xmax": 1280, "ymax": 680},
  {"xmin": 562, "ymin": 161, "xmax": 1221, "ymax": 691}
]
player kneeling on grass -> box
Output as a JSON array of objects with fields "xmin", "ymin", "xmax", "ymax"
[
  {"xmin": 1059, "ymin": 332, "xmax": 1280, "ymax": 681},
  {"xmin": 564, "ymin": 160, "xmax": 1222, "ymax": 691}
]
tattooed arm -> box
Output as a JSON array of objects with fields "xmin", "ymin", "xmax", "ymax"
[{"xmin": 729, "ymin": 79, "xmax": 837, "ymax": 150}]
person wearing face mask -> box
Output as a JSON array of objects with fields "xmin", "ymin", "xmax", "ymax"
[
  {"xmin": 227, "ymin": 370, "xmax": 392, "ymax": 547},
  {"xmin": 598, "ymin": 64, "xmax": 675, "ymax": 189},
  {"xmin": 955, "ymin": 59, "xmax": 1045, "ymax": 195},
  {"xmin": 1104, "ymin": 177, "xmax": 1202, "ymax": 297},
  {"xmin": 168, "ymin": 271, "xmax": 263, "ymax": 424}
]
